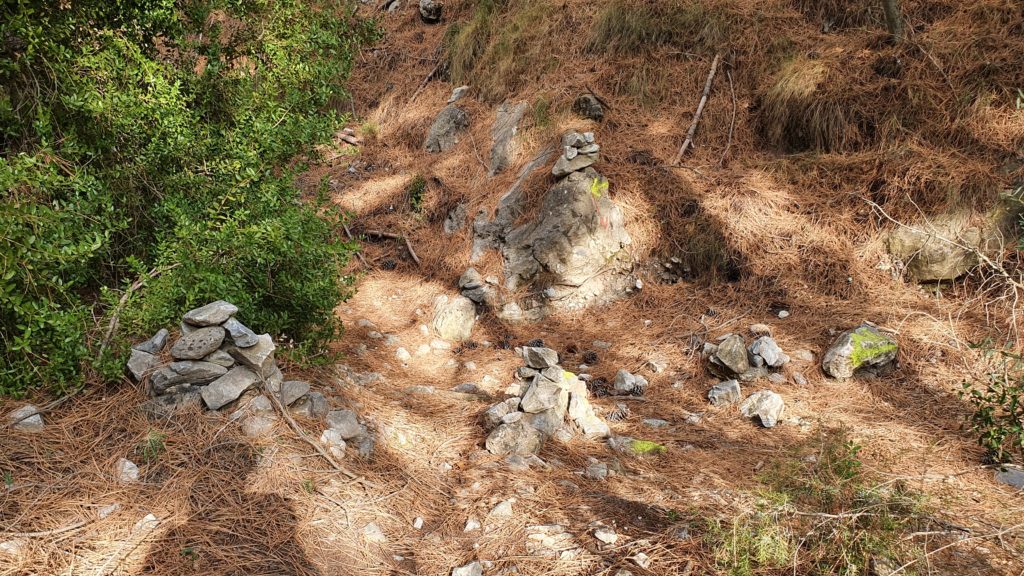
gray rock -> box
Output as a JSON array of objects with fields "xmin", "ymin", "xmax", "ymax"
[
  {"xmin": 327, "ymin": 409, "xmax": 364, "ymax": 439},
  {"xmin": 202, "ymin": 349, "xmax": 236, "ymax": 368},
  {"xmin": 522, "ymin": 346, "xmax": 559, "ymax": 369},
  {"xmin": 490, "ymin": 101, "xmax": 529, "ymax": 175},
  {"xmin": 452, "ymin": 561, "xmax": 482, "ymax": 576},
  {"xmin": 768, "ymin": 373, "xmax": 787, "ymax": 385},
  {"xmin": 431, "ymin": 294, "xmax": 476, "ymax": 341},
  {"xmin": 526, "ymin": 407, "xmax": 565, "ymax": 436},
  {"xmin": 444, "ymin": 203, "xmax": 468, "ymax": 234},
  {"xmin": 793, "ymin": 373, "xmax": 808, "ymax": 386},
  {"xmin": 115, "ymin": 458, "xmax": 139, "ymax": 483},
  {"xmin": 448, "ymin": 85, "xmax": 469, "ymax": 103},
  {"xmin": 750, "ymin": 336, "xmax": 789, "ymax": 368},
  {"xmin": 419, "ymin": 0, "xmax": 442, "ymax": 23},
  {"xmin": 573, "ymin": 93, "xmax": 604, "ymax": 121},
  {"xmin": 552, "ymin": 152, "xmax": 598, "ymax": 177},
  {"xmin": 643, "ymin": 418, "xmax": 670, "ymax": 428},
  {"xmin": 290, "ymin": 391, "xmax": 328, "ymax": 419},
  {"xmin": 569, "ymin": 391, "xmax": 610, "ymax": 438},
  {"xmin": 564, "ymin": 145, "xmax": 578, "ymax": 160},
  {"xmin": 578, "ymin": 143, "xmax": 600, "ymax": 154},
  {"xmin": 150, "ymin": 361, "xmax": 228, "ymax": 393},
  {"xmin": 201, "ymin": 366, "xmax": 259, "ymax": 410},
  {"xmin": 182, "ymin": 300, "xmax": 238, "ymax": 327},
  {"xmin": 241, "ymin": 415, "xmax": 276, "ymax": 437},
  {"xmin": 127, "ymin": 349, "xmax": 160, "ymax": 381},
  {"xmin": 708, "ymin": 380, "xmax": 741, "ymax": 406},
  {"xmin": 887, "ymin": 214, "xmax": 994, "ymax": 282},
  {"xmin": 821, "ymin": 324, "xmax": 898, "ymax": 379},
  {"xmin": 8, "ymin": 405, "xmax": 43, "ymax": 431},
  {"xmin": 139, "ymin": 388, "xmax": 202, "ymax": 419},
  {"xmin": 714, "ymin": 334, "xmax": 750, "ymax": 375},
  {"xmin": 485, "ymin": 420, "xmax": 544, "ymax": 455},
  {"xmin": 268, "ymin": 380, "xmax": 310, "ymax": 406},
  {"xmin": 225, "ymin": 333, "xmax": 276, "ymax": 377},
  {"xmin": 585, "ymin": 461, "xmax": 609, "ymax": 480},
  {"xmin": 169, "ymin": 326, "xmax": 226, "ymax": 360},
  {"xmin": 503, "ymin": 169, "xmax": 632, "ymax": 310},
  {"xmin": 247, "ymin": 395, "xmax": 275, "ymax": 416},
  {"xmin": 133, "ymin": 328, "xmax": 169, "ymax": 354},
  {"xmin": 179, "ymin": 321, "xmax": 197, "ymax": 335},
  {"xmin": 539, "ymin": 365, "xmax": 563, "ymax": 382},
  {"xmin": 501, "ymin": 411, "xmax": 523, "ymax": 424},
  {"xmin": 562, "ymin": 131, "xmax": 586, "ymax": 148},
  {"xmin": 459, "ymin": 268, "xmax": 496, "ymax": 305},
  {"xmin": 520, "ymin": 380, "xmax": 566, "ymax": 413},
  {"xmin": 612, "ymin": 369, "xmax": 648, "ymax": 395},
  {"xmin": 995, "ymin": 465, "xmax": 1024, "ymax": 489},
  {"xmin": 739, "ymin": 390, "xmax": 785, "ymax": 428},
  {"xmin": 222, "ymin": 317, "xmax": 259, "ymax": 348},
  {"xmin": 425, "ymin": 105, "xmax": 468, "ymax": 153},
  {"xmin": 395, "ymin": 347, "xmax": 412, "ymax": 363},
  {"xmin": 320, "ymin": 429, "xmax": 347, "ymax": 459}
]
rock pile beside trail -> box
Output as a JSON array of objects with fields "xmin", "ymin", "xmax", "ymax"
[
  {"xmin": 483, "ymin": 346, "xmax": 609, "ymax": 456},
  {"xmin": 127, "ymin": 301, "xmax": 325, "ymax": 423},
  {"xmin": 552, "ymin": 131, "xmax": 600, "ymax": 178},
  {"xmin": 704, "ymin": 333, "xmax": 790, "ymax": 382}
]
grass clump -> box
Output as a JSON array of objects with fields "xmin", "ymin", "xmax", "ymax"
[
  {"xmin": 706, "ymin": 429, "xmax": 926, "ymax": 575},
  {"xmin": 406, "ymin": 175, "xmax": 427, "ymax": 213},
  {"xmin": 587, "ymin": 0, "xmax": 731, "ymax": 56}
]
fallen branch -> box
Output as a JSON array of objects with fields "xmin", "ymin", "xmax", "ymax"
[
  {"xmin": 671, "ymin": 52, "xmax": 722, "ymax": 166},
  {"xmin": 719, "ymin": 69, "xmax": 736, "ymax": 167},
  {"xmin": 262, "ymin": 377, "xmax": 366, "ymax": 484},
  {"xmin": 363, "ymin": 229, "xmax": 421, "ymax": 266},
  {"xmin": 98, "ymin": 263, "xmax": 180, "ymax": 361},
  {"xmin": 342, "ymin": 223, "xmax": 368, "ymax": 268},
  {"xmin": 890, "ymin": 522, "xmax": 1024, "ymax": 575},
  {"xmin": 409, "ymin": 61, "xmax": 441, "ymax": 104},
  {"xmin": 585, "ymin": 85, "xmax": 612, "ymax": 112},
  {"xmin": 1, "ymin": 519, "xmax": 89, "ymax": 538}
]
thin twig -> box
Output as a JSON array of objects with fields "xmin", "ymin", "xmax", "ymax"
[
  {"xmin": 890, "ymin": 523, "xmax": 1024, "ymax": 575},
  {"xmin": 1, "ymin": 519, "xmax": 89, "ymax": 538},
  {"xmin": 409, "ymin": 61, "xmax": 440, "ymax": 104},
  {"xmin": 342, "ymin": 223, "xmax": 368, "ymax": 268},
  {"xmin": 363, "ymin": 229, "xmax": 421, "ymax": 266},
  {"xmin": 98, "ymin": 264, "xmax": 180, "ymax": 360},
  {"xmin": 469, "ymin": 131, "xmax": 490, "ymax": 172},
  {"xmin": 719, "ymin": 69, "xmax": 737, "ymax": 167},
  {"xmin": 262, "ymin": 376, "xmax": 366, "ymax": 483},
  {"xmin": 671, "ymin": 52, "xmax": 722, "ymax": 166}
]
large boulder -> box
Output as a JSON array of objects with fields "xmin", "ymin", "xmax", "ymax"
[
  {"xmin": 821, "ymin": 324, "xmax": 898, "ymax": 379},
  {"xmin": 886, "ymin": 211, "xmax": 1006, "ymax": 282},
  {"xmin": 425, "ymin": 105, "xmax": 468, "ymax": 153},
  {"xmin": 431, "ymin": 295, "xmax": 476, "ymax": 341},
  {"xmin": 502, "ymin": 168, "xmax": 633, "ymax": 309},
  {"xmin": 489, "ymin": 101, "xmax": 528, "ymax": 176}
]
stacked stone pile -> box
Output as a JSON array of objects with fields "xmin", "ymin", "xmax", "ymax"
[
  {"xmin": 127, "ymin": 301, "xmax": 325, "ymax": 422},
  {"xmin": 552, "ymin": 131, "xmax": 600, "ymax": 178},
  {"xmin": 483, "ymin": 346, "xmax": 610, "ymax": 456}
]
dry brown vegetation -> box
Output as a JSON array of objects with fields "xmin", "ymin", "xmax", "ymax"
[{"xmin": 4, "ymin": 0, "xmax": 1024, "ymax": 574}]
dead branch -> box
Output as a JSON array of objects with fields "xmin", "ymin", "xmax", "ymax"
[
  {"xmin": 585, "ymin": 85, "xmax": 612, "ymax": 111},
  {"xmin": 719, "ymin": 69, "xmax": 737, "ymax": 167},
  {"xmin": 262, "ymin": 377, "xmax": 367, "ymax": 484},
  {"xmin": 363, "ymin": 229, "xmax": 422, "ymax": 266},
  {"xmin": 98, "ymin": 263, "xmax": 180, "ymax": 360},
  {"xmin": 671, "ymin": 52, "xmax": 722, "ymax": 166},
  {"xmin": 890, "ymin": 523, "xmax": 1024, "ymax": 575},
  {"xmin": 342, "ymin": 223, "xmax": 368, "ymax": 268},
  {"xmin": 409, "ymin": 61, "xmax": 441, "ymax": 104}
]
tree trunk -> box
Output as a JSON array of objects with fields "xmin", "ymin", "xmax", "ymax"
[{"xmin": 882, "ymin": 0, "xmax": 904, "ymax": 43}]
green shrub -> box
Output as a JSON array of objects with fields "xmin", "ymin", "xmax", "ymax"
[
  {"xmin": 406, "ymin": 174, "xmax": 427, "ymax": 213},
  {"xmin": 961, "ymin": 346, "xmax": 1024, "ymax": 463},
  {"xmin": 0, "ymin": 1, "xmax": 376, "ymax": 395}
]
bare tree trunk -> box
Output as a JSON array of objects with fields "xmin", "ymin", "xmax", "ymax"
[{"xmin": 882, "ymin": 0, "xmax": 904, "ymax": 43}]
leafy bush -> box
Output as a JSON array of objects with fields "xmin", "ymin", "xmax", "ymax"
[
  {"xmin": 961, "ymin": 347, "xmax": 1024, "ymax": 463},
  {"xmin": 1, "ymin": 1, "xmax": 376, "ymax": 395}
]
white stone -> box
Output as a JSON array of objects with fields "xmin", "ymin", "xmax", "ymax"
[
  {"xmin": 8, "ymin": 405, "xmax": 43, "ymax": 431},
  {"xmin": 115, "ymin": 458, "xmax": 139, "ymax": 483}
]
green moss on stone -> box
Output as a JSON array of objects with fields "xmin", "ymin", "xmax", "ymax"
[
  {"xmin": 848, "ymin": 328, "xmax": 897, "ymax": 369},
  {"xmin": 630, "ymin": 439, "xmax": 667, "ymax": 455}
]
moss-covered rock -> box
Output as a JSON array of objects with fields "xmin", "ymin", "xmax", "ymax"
[{"xmin": 821, "ymin": 324, "xmax": 898, "ymax": 379}]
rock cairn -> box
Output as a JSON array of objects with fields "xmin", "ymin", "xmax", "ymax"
[
  {"xmin": 127, "ymin": 301, "xmax": 325, "ymax": 421},
  {"xmin": 552, "ymin": 131, "xmax": 600, "ymax": 178},
  {"xmin": 703, "ymin": 332, "xmax": 791, "ymax": 428},
  {"xmin": 483, "ymin": 346, "xmax": 609, "ymax": 456}
]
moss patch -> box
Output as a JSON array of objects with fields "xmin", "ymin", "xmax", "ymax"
[
  {"xmin": 630, "ymin": 439, "xmax": 667, "ymax": 455},
  {"xmin": 848, "ymin": 328, "xmax": 898, "ymax": 370}
]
